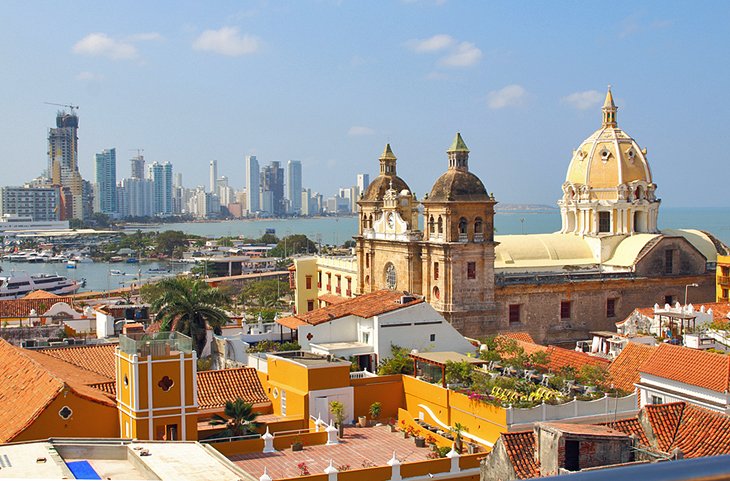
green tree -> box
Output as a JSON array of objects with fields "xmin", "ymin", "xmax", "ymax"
[
  {"xmin": 209, "ymin": 398, "xmax": 260, "ymax": 437},
  {"xmin": 268, "ymin": 234, "xmax": 318, "ymax": 258},
  {"xmin": 445, "ymin": 360, "xmax": 474, "ymax": 386},
  {"xmin": 260, "ymin": 233, "xmax": 279, "ymax": 244},
  {"xmin": 148, "ymin": 277, "xmax": 230, "ymax": 356},
  {"xmin": 240, "ymin": 279, "xmax": 291, "ymax": 308},
  {"xmin": 377, "ymin": 344, "xmax": 414, "ymax": 375},
  {"xmin": 155, "ymin": 230, "xmax": 189, "ymax": 257}
]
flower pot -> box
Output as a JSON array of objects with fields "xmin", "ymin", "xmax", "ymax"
[
  {"xmin": 292, "ymin": 442, "xmax": 303, "ymax": 451},
  {"xmin": 402, "ymin": 431, "xmax": 410, "ymax": 439},
  {"xmin": 358, "ymin": 416, "xmax": 367, "ymax": 428},
  {"xmin": 414, "ymin": 436, "xmax": 426, "ymax": 448},
  {"xmin": 389, "ymin": 425, "xmax": 398, "ymax": 433}
]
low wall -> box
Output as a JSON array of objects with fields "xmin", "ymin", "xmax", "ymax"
[
  {"xmin": 505, "ymin": 393, "xmax": 638, "ymax": 426},
  {"xmin": 351, "ymin": 374, "xmax": 403, "ymax": 421}
]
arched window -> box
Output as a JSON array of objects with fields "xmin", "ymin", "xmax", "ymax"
[
  {"xmin": 384, "ymin": 263, "xmax": 397, "ymax": 290},
  {"xmin": 458, "ymin": 217, "xmax": 468, "ymax": 235},
  {"xmin": 429, "ymin": 215, "xmax": 435, "ymax": 234},
  {"xmin": 474, "ymin": 217, "xmax": 483, "ymax": 234},
  {"xmin": 437, "ymin": 216, "xmax": 443, "ymax": 234},
  {"xmin": 368, "ymin": 214, "xmax": 373, "ymax": 228}
]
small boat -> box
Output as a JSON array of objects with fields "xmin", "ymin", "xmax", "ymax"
[
  {"xmin": 147, "ymin": 267, "xmax": 171, "ymax": 274},
  {"xmin": 126, "ymin": 258, "xmax": 139, "ymax": 264},
  {"xmin": 110, "ymin": 269, "xmax": 126, "ymax": 276},
  {"xmin": 66, "ymin": 260, "xmax": 77, "ymax": 269}
]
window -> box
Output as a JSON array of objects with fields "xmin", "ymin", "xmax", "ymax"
[
  {"xmin": 664, "ymin": 249, "xmax": 674, "ymax": 274},
  {"xmin": 158, "ymin": 376, "xmax": 174, "ymax": 392},
  {"xmin": 651, "ymin": 395, "xmax": 664, "ymax": 405},
  {"xmin": 509, "ymin": 304, "xmax": 521, "ymax": 324},
  {"xmin": 280, "ymin": 389, "xmax": 287, "ymax": 416},
  {"xmin": 564, "ymin": 440, "xmax": 580, "ymax": 471},
  {"xmin": 59, "ymin": 406, "xmax": 73, "ymax": 420},
  {"xmin": 432, "ymin": 286, "xmax": 440, "ymax": 300},
  {"xmin": 606, "ymin": 298, "xmax": 617, "ymax": 318},
  {"xmin": 347, "ymin": 277, "xmax": 352, "ymax": 296},
  {"xmin": 365, "ymin": 253, "xmax": 370, "ymax": 268},
  {"xmin": 467, "ymin": 262, "xmax": 476, "ymax": 279},
  {"xmin": 560, "ymin": 301, "xmax": 571, "ymax": 320},
  {"xmin": 327, "ymin": 273, "xmax": 332, "ymax": 292},
  {"xmin": 437, "ymin": 216, "xmax": 443, "ymax": 234},
  {"xmin": 336, "ymin": 275, "xmax": 341, "ymax": 294},
  {"xmin": 429, "ymin": 334, "xmax": 436, "ymax": 342},
  {"xmin": 307, "ymin": 300, "xmax": 314, "ymax": 311},
  {"xmin": 434, "ymin": 262, "xmax": 439, "ymax": 280},
  {"xmin": 458, "ymin": 217, "xmax": 468, "ymax": 235},
  {"xmin": 474, "ymin": 217, "xmax": 483, "ymax": 234},
  {"xmin": 664, "ymin": 295, "xmax": 674, "ymax": 306},
  {"xmin": 429, "ymin": 215, "xmax": 435, "ymax": 234},
  {"xmin": 305, "ymin": 275, "xmax": 312, "ymax": 290},
  {"xmin": 598, "ymin": 212, "xmax": 611, "ymax": 233},
  {"xmin": 317, "ymin": 270, "xmax": 322, "ymax": 288},
  {"xmin": 385, "ymin": 263, "xmax": 397, "ymax": 289}
]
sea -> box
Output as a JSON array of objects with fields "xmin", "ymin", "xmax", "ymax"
[{"xmin": 2, "ymin": 207, "xmax": 728, "ymax": 293}]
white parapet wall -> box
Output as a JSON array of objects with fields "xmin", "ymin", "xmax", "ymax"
[{"xmin": 506, "ymin": 392, "xmax": 638, "ymax": 427}]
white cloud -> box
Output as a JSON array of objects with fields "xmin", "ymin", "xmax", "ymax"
[
  {"xmin": 76, "ymin": 71, "xmax": 104, "ymax": 81},
  {"xmin": 487, "ymin": 84, "xmax": 526, "ymax": 109},
  {"xmin": 407, "ymin": 34, "xmax": 455, "ymax": 53},
  {"xmin": 562, "ymin": 90, "xmax": 603, "ymax": 110},
  {"xmin": 348, "ymin": 126, "xmax": 375, "ymax": 136},
  {"xmin": 193, "ymin": 27, "xmax": 261, "ymax": 56},
  {"xmin": 73, "ymin": 33, "xmax": 137, "ymax": 60},
  {"xmin": 439, "ymin": 41, "xmax": 482, "ymax": 67}
]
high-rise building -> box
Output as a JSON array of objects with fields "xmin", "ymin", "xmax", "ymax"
[
  {"xmin": 47, "ymin": 110, "xmax": 85, "ymax": 220},
  {"xmin": 130, "ymin": 154, "xmax": 145, "ymax": 180},
  {"xmin": 261, "ymin": 161, "xmax": 285, "ymax": 216},
  {"xmin": 245, "ymin": 155, "xmax": 260, "ymax": 214},
  {"xmin": 356, "ymin": 173, "xmax": 370, "ymax": 205},
  {"xmin": 0, "ymin": 186, "xmax": 60, "ymax": 221},
  {"xmin": 174, "ymin": 172, "xmax": 183, "ymax": 188},
  {"xmin": 209, "ymin": 160, "xmax": 217, "ymax": 193},
  {"xmin": 120, "ymin": 178, "xmax": 154, "ymax": 218},
  {"xmin": 94, "ymin": 148, "xmax": 117, "ymax": 215},
  {"xmin": 149, "ymin": 161, "xmax": 173, "ymax": 216},
  {"xmin": 286, "ymin": 160, "xmax": 303, "ymax": 215}
]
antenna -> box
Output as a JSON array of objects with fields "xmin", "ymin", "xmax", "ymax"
[
  {"xmin": 44, "ymin": 102, "xmax": 79, "ymax": 113},
  {"xmin": 129, "ymin": 148, "xmax": 145, "ymax": 157}
]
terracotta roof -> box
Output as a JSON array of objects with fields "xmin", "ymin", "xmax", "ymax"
[
  {"xmin": 196, "ymin": 367, "xmax": 270, "ymax": 410},
  {"xmin": 23, "ymin": 290, "xmax": 61, "ymax": 300},
  {"xmin": 318, "ymin": 293, "xmax": 349, "ymax": 305},
  {"xmin": 38, "ymin": 343, "xmax": 118, "ymax": 380},
  {"xmin": 501, "ymin": 431, "xmax": 539, "ymax": 479},
  {"xmin": 643, "ymin": 402, "xmax": 730, "ymax": 457},
  {"xmin": 499, "ymin": 331, "xmax": 536, "ymax": 344},
  {"xmin": 277, "ymin": 290, "xmax": 423, "ymax": 328},
  {"xmin": 537, "ymin": 422, "xmax": 628, "ymax": 437},
  {"xmin": 609, "ymin": 343, "xmax": 657, "ymax": 393},
  {"xmin": 495, "ymin": 337, "xmax": 609, "ymax": 372},
  {"xmin": 0, "ymin": 296, "xmax": 75, "ymax": 317},
  {"xmin": 0, "ymin": 339, "xmax": 115, "ymax": 443},
  {"xmin": 639, "ymin": 343, "xmax": 730, "ymax": 393},
  {"xmin": 602, "ymin": 418, "xmax": 650, "ymax": 446}
]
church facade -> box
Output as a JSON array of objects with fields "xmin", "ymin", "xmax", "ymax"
[{"xmin": 353, "ymin": 88, "xmax": 728, "ymax": 342}]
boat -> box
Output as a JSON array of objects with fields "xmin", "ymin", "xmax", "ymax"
[
  {"xmin": 74, "ymin": 256, "xmax": 94, "ymax": 264},
  {"xmin": 66, "ymin": 260, "xmax": 77, "ymax": 269},
  {"xmin": 0, "ymin": 272, "xmax": 81, "ymax": 299},
  {"xmin": 110, "ymin": 269, "xmax": 126, "ymax": 276},
  {"xmin": 147, "ymin": 267, "xmax": 171, "ymax": 274},
  {"xmin": 126, "ymin": 258, "xmax": 139, "ymax": 264}
]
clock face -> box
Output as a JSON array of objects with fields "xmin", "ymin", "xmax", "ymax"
[{"xmin": 387, "ymin": 213, "xmax": 395, "ymax": 228}]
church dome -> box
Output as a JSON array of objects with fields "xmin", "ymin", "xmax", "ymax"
[
  {"xmin": 362, "ymin": 175, "xmax": 410, "ymax": 202},
  {"xmin": 426, "ymin": 133, "xmax": 490, "ymax": 202},
  {"xmin": 564, "ymin": 88, "xmax": 653, "ymax": 199}
]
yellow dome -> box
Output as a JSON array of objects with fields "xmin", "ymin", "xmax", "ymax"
[{"xmin": 565, "ymin": 88, "xmax": 652, "ymax": 200}]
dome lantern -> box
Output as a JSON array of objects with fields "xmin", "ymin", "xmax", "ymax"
[{"xmin": 602, "ymin": 85, "xmax": 617, "ymax": 128}]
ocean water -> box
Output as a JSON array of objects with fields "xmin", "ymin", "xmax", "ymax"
[{"xmin": 4, "ymin": 207, "xmax": 728, "ymax": 293}]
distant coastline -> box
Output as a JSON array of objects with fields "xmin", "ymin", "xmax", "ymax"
[{"xmin": 495, "ymin": 204, "xmax": 558, "ymax": 213}]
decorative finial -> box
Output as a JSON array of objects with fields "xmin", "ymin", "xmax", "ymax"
[{"xmin": 389, "ymin": 180, "xmax": 393, "ymax": 190}]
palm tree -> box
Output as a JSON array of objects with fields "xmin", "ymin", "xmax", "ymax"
[
  {"xmin": 209, "ymin": 398, "xmax": 260, "ymax": 437},
  {"xmin": 148, "ymin": 277, "xmax": 230, "ymax": 356}
]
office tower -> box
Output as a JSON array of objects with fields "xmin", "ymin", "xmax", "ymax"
[
  {"xmin": 94, "ymin": 148, "xmax": 117, "ymax": 214},
  {"xmin": 130, "ymin": 154, "xmax": 145, "ymax": 180},
  {"xmin": 245, "ymin": 155, "xmax": 260, "ymax": 214},
  {"xmin": 174, "ymin": 172, "xmax": 183, "ymax": 188},
  {"xmin": 120, "ymin": 178, "xmax": 154, "ymax": 218},
  {"xmin": 0, "ymin": 186, "xmax": 60, "ymax": 221},
  {"xmin": 301, "ymin": 189, "xmax": 311, "ymax": 217},
  {"xmin": 261, "ymin": 161, "xmax": 285, "ymax": 216},
  {"xmin": 286, "ymin": 160, "xmax": 302, "ymax": 215},
  {"xmin": 216, "ymin": 176, "xmax": 234, "ymax": 206},
  {"xmin": 48, "ymin": 109, "xmax": 84, "ymax": 220},
  {"xmin": 357, "ymin": 173, "xmax": 370, "ymax": 198},
  {"xmin": 209, "ymin": 160, "xmax": 217, "ymax": 193},
  {"xmin": 149, "ymin": 161, "xmax": 173, "ymax": 216}
]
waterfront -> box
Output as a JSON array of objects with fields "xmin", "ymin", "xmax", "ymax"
[{"xmin": 4, "ymin": 206, "xmax": 729, "ymax": 293}]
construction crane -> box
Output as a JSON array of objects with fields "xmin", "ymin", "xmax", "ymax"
[
  {"xmin": 129, "ymin": 148, "xmax": 145, "ymax": 157},
  {"xmin": 44, "ymin": 102, "xmax": 79, "ymax": 113}
]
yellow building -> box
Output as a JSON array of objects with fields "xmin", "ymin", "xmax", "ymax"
[
  {"xmin": 718, "ymin": 255, "xmax": 730, "ymax": 301},
  {"xmin": 290, "ymin": 255, "xmax": 357, "ymax": 314},
  {"xmin": 115, "ymin": 332, "xmax": 198, "ymax": 441}
]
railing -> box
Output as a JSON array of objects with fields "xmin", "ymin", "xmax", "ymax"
[
  {"xmin": 458, "ymin": 233, "xmax": 468, "ymax": 243},
  {"xmin": 201, "ymin": 433, "xmax": 260, "ymax": 444},
  {"xmin": 119, "ymin": 331, "xmax": 192, "ymax": 356},
  {"xmin": 346, "ymin": 289, "xmax": 352, "ymax": 297},
  {"xmin": 350, "ymin": 370, "xmax": 378, "ymax": 380},
  {"xmin": 505, "ymin": 392, "xmax": 638, "ymax": 426},
  {"xmin": 474, "ymin": 233, "xmax": 484, "ymax": 242},
  {"xmin": 336, "ymin": 287, "xmax": 341, "ymax": 294}
]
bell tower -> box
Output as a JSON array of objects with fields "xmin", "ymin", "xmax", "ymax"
[{"xmin": 116, "ymin": 331, "xmax": 198, "ymax": 441}]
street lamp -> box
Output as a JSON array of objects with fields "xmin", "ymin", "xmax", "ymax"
[{"xmin": 684, "ymin": 283, "xmax": 699, "ymax": 311}]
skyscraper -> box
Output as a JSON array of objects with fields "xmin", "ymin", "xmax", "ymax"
[
  {"xmin": 48, "ymin": 110, "xmax": 84, "ymax": 219},
  {"xmin": 94, "ymin": 148, "xmax": 117, "ymax": 214},
  {"xmin": 149, "ymin": 161, "xmax": 173, "ymax": 216},
  {"xmin": 209, "ymin": 160, "xmax": 217, "ymax": 193},
  {"xmin": 245, "ymin": 155, "xmax": 260, "ymax": 214},
  {"xmin": 130, "ymin": 154, "xmax": 145, "ymax": 180},
  {"xmin": 286, "ymin": 160, "xmax": 302, "ymax": 215},
  {"xmin": 262, "ymin": 161, "xmax": 285, "ymax": 216},
  {"xmin": 357, "ymin": 173, "xmax": 370, "ymax": 197}
]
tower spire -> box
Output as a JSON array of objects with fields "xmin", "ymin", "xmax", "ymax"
[
  {"xmin": 447, "ymin": 132, "xmax": 470, "ymax": 171},
  {"xmin": 379, "ymin": 143, "xmax": 397, "ymax": 176},
  {"xmin": 602, "ymin": 85, "xmax": 617, "ymax": 128}
]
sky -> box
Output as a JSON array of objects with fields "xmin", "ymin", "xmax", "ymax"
[{"xmin": 2, "ymin": 0, "xmax": 729, "ymax": 207}]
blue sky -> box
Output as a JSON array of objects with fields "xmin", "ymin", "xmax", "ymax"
[{"xmin": 2, "ymin": 0, "xmax": 729, "ymax": 207}]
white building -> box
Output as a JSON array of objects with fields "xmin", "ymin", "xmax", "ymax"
[
  {"xmin": 0, "ymin": 186, "xmax": 60, "ymax": 222},
  {"xmin": 119, "ymin": 178, "xmax": 154, "ymax": 218},
  {"xmin": 276, "ymin": 289, "xmax": 475, "ymax": 372},
  {"xmin": 244, "ymin": 155, "xmax": 260, "ymax": 214},
  {"xmin": 286, "ymin": 160, "xmax": 302, "ymax": 215}
]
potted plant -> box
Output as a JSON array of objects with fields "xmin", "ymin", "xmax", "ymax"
[
  {"xmin": 388, "ymin": 418, "xmax": 397, "ymax": 433},
  {"xmin": 414, "ymin": 435, "xmax": 426, "ymax": 448},
  {"xmin": 369, "ymin": 402, "xmax": 382, "ymax": 426},
  {"xmin": 292, "ymin": 436, "xmax": 303, "ymax": 451},
  {"xmin": 329, "ymin": 400, "xmax": 346, "ymax": 437},
  {"xmin": 451, "ymin": 423, "xmax": 468, "ymax": 454},
  {"xmin": 358, "ymin": 414, "xmax": 368, "ymax": 427}
]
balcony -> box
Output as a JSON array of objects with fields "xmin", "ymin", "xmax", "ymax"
[
  {"xmin": 474, "ymin": 233, "xmax": 484, "ymax": 243},
  {"xmin": 336, "ymin": 286, "xmax": 341, "ymax": 294},
  {"xmin": 458, "ymin": 233, "xmax": 468, "ymax": 243},
  {"xmin": 718, "ymin": 276, "xmax": 730, "ymax": 285},
  {"xmin": 346, "ymin": 289, "xmax": 352, "ymax": 297},
  {"xmin": 119, "ymin": 332, "xmax": 191, "ymax": 357}
]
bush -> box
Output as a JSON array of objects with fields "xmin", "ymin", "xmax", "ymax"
[{"xmin": 377, "ymin": 344, "xmax": 414, "ymax": 375}]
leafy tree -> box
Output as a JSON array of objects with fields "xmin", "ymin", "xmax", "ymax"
[
  {"xmin": 209, "ymin": 398, "xmax": 260, "ymax": 437},
  {"xmin": 147, "ymin": 277, "xmax": 230, "ymax": 356},
  {"xmin": 260, "ymin": 233, "xmax": 279, "ymax": 244},
  {"xmin": 268, "ymin": 234, "xmax": 318, "ymax": 258},
  {"xmin": 240, "ymin": 279, "xmax": 291, "ymax": 308},
  {"xmin": 343, "ymin": 240, "xmax": 356, "ymax": 248},
  {"xmin": 155, "ymin": 230, "xmax": 189, "ymax": 257},
  {"xmin": 377, "ymin": 344, "xmax": 414, "ymax": 375},
  {"xmin": 577, "ymin": 364, "xmax": 610, "ymax": 389},
  {"xmin": 69, "ymin": 218, "xmax": 84, "ymax": 229},
  {"xmin": 445, "ymin": 360, "xmax": 474, "ymax": 386}
]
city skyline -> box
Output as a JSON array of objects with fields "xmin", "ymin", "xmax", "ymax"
[{"xmin": 2, "ymin": 2, "xmax": 729, "ymax": 207}]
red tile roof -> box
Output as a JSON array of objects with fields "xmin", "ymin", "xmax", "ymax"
[
  {"xmin": 195, "ymin": 368, "xmax": 270, "ymax": 410},
  {"xmin": 23, "ymin": 290, "xmax": 61, "ymax": 300},
  {"xmin": 495, "ymin": 337, "xmax": 609, "ymax": 372},
  {"xmin": 0, "ymin": 295, "xmax": 75, "ymax": 317},
  {"xmin": 639, "ymin": 343, "xmax": 730, "ymax": 393},
  {"xmin": 643, "ymin": 402, "xmax": 730, "ymax": 457},
  {"xmin": 317, "ymin": 293, "xmax": 349, "ymax": 305},
  {"xmin": 602, "ymin": 418, "xmax": 650, "ymax": 446},
  {"xmin": 277, "ymin": 290, "xmax": 423, "ymax": 328},
  {"xmin": 609, "ymin": 343, "xmax": 657, "ymax": 393},
  {"xmin": 0, "ymin": 339, "xmax": 115, "ymax": 443},
  {"xmin": 500, "ymin": 331, "xmax": 536, "ymax": 344},
  {"xmin": 38, "ymin": 343, "xmax": 118, "ymax": 379},
  {"xmin": 501, "ymin": 431, "xmax": 539, "ymax": 479}
]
